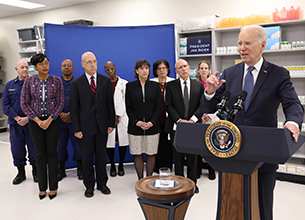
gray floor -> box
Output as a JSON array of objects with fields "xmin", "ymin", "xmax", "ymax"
[{"xmin": 0, "ymin": 130, "xmax": 305, "ymax": 220}]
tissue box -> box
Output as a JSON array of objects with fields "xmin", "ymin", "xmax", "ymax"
[{"xmin": 264, "ymin": 26, "xmax": 281, "ymax": 50}]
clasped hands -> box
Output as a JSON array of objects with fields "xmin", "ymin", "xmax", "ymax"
[
  {"xmin": 14, "ymin": 116, "xmax": 29, "ymax": 126},
  {"xmin": 36, "ymin": 117, "xmax": 52, "ymax": 130},
  {"xmin": 136, "ymin": 121, "xmax": 153, "ymax": 130},
  {"xmin": 59, "ymin": 112, "xmax": 71, "ymax": 123}
]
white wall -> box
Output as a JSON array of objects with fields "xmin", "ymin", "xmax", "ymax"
[{"xmin": 0, "ymin": 0, "xmax": 304, "ymax": 81}]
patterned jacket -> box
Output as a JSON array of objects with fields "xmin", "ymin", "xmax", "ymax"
[{"xmin": 21, "ymin": 74, "xmax": 64, "ymax": 120}]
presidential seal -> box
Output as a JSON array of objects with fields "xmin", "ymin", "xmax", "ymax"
[{"xmin": 205, "ymin": 120, "xmax": 241, "ymax": 158}]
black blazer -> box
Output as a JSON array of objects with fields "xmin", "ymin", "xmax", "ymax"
[
  {"xmin": 201, "ymin": 59, "xmax": 304, "ymax": 171},
  {"xmin": 70, "ymin": 73, "xmax": 115, "ymax": 136},
  {"xmin": 165, "ymin": 78, "xmax": 204, "ymax": 134},
  {"xmin": 125, "ymin": 80, "xmax": 161, "ymax": 135}
]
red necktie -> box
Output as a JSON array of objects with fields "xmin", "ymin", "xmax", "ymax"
[{"xmin": 90, "ymin": 76, "xmax": 96, "ymax": 97}]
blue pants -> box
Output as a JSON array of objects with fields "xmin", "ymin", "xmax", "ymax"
[
  {"xmin": 10, "ymin": 124, "xmax": 36, "ymax": 167},
  {"xmin": 57, "ymin": 122, "xmax": 81, "ymax": 162}
]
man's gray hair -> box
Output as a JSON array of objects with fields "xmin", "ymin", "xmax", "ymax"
[{"xmin": 240, "ymin": 25, "xmax": 267, "ymax": 44}]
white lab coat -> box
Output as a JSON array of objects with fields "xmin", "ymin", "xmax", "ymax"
[{"xmin": 107, "ymin": 77, "xmax": 129, "ymax": 148}]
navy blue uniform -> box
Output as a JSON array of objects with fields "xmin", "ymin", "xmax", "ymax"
[
  {"xmin": 57, "ymin": 76, "xmax": 81, "ymax": 162},
  {"xmin": 2, "ymin": 77, "xmax": 36, "ymax": 167}
]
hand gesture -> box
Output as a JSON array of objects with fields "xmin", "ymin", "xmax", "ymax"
[{"xmin": 206, "ymin": 72, "xmax": 226, "ymax": 95}]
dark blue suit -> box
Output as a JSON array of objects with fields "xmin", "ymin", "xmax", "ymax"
[
  {"xmin": 57, "ymin": 76, "xmax": 81, "ymax": 162},
  {"xmin": 2, "ymin": 77, "xmax": 36, "ymax": 167},
  {"xmin": 201, "ymin": 59, "xmax": 304, "ymax": 220}
]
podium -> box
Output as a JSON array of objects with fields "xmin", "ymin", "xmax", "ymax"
[{"xmin": 174, "ymin": 122, "xmax": 305, "ymax": 220}]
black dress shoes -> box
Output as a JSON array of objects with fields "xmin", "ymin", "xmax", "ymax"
[
  {"xmin": 13, "ymin": 173, "xmax": 26, "ymax": 185},
  {"xmin": 32, "ymin": 165, "xmax": 38, "ymax": 183},
  {"xmin": 39, "ymin": 192, "xmax": 46, "ymax": 200},
  {"xmin": 77, "ymin": 169, "xmax": 83, "ymax": 180},
  {"xmin": 77, "ymin": 160, "xmax": 83, "ymax": 180},
  {"xmin": 97, "ymin": 185, "xmax": 111, "ymax": 195},
  {"xmin": 84, "ymin": 188, "xmax": 94, "ymax": 198},
  {"xmin": 195, "ymin": 185, "xmax": 199, "ymax": 194},
  {"xmin": 118, "ymin": 166, "xmax": 125, "ymax": 176},
  {"xmin": 110, "ymin": 166, "xmax": 117, "ymax": 177},
  {"xmin": 49, "ymin": 191, "xmax": 57, "ymax": 200},
  {"xmin": 208, "ymin": 169, "xmax": 216, "ymax": 180},
  {"xmin": 33, "ymin": 174, "xmax": 38, "ymax": 183}
]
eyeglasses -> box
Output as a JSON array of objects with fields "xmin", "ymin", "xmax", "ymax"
[
  {"xmin": 157, "ymin": 67, "xmax": 167, "ymax": 71},
  {"xmin": 105, "ymin": 67, "xmax": 115, "ymax": 72},
  {"xmin": 85, "ymin": 60, "xmax": 97, "ymax": 65},
  {"xmin": 62, "ymin": 64, "xmax": 73, "ymax": 68},
  {"xmin": 37, "ymin": 61, "xmax": 49, "ymax": 66}
]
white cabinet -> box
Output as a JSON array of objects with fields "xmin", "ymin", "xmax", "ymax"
[{"xmin": 178, "ymin": 19, "xmax": 305, "ymax": 182}]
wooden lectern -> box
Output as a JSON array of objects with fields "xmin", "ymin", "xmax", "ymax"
[{"xmin": 174, "ymin": 123, "xmax": 305, "ymax": 220}]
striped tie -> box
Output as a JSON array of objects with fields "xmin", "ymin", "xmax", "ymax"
[{"xmin": 90, "ymin": 76, "xmax": 96, "ymax": 97}]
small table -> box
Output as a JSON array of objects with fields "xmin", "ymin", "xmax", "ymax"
[{"xmin": 135, "ymin": 175, "xmax": 195, "ymax": 220}]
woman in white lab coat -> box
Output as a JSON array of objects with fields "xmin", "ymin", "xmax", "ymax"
[{"xmin": 104, "ymin": 61, "xmax": 129, "ymax": 177}]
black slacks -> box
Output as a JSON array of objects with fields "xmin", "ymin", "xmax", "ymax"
[
  {"xmin": 258, "ymin": 170, "xmax": 277, "ymax": 220},
  {"xmin": 28, "ymin": 117, "xmax": 61, "ymax": 191},
  {"xmin": 79, "ymin": 129, "xmax": 108, "ymax": 189}
]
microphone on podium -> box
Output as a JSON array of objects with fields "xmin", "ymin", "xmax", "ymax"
[
  {"xmin": 216, "ymin": 90, "xmax": 231, "ymax": 120},
  {"xmin": 228, "ymin": 90, "xmax": 248, "ymax": 122}
]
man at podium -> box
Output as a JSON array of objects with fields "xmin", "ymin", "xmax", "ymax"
[{"xmin": 201, "ymin": 25, "xmax": 304, "ymax": 220}]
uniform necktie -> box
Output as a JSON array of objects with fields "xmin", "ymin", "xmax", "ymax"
[
  {"xmin": 243, "ymin": 66, "xmax": 255, "ymax": 111},
  {"xmin": 183, "ymin": 81, "xmax": 189, "ymax": 118},
  {"xmin": 91, "ymin": 76, "xmax": 96, "ymax": 97}
]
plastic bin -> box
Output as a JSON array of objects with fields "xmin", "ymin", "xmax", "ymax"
[
  {"xmin": 17, "ymin": 28, "xmax": 35, "ymax": 41},
  {"xmin": 63, "ymin": 19, "xmax": 93, "ymax": 26}
]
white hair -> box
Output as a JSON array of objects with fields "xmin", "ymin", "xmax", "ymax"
[{"xmin": 240, "ymin": 25, "xmax": 267, "ymax": 44}]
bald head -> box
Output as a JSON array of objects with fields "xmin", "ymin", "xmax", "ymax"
[
  {"xmin": 104, "ymin": 61, "xmax": 117, "ymax": 80},
  {"xmin": 175, "ymin": 59, "xmax": 190, "ymax": 81},
  {"xmin": 61, "ymin": 59, "xmax": 75, "ymax": 80},
  {"xmin": 104, "ymin": 61, "xmax": 115, "ymax": 69},
  {"xmin": 15, "ymin": 60, "xmax": 29, "ymax": 81},
  {"xmin": 81, "ymin": 52, "xmax": 95, "ymax": 62},
  {"xmin": 61, "ymin": 59, "xmax": 73, "ymax": 66},
  {"xmin": 81, "ymin": 52, "xmax": 97, "ymax": 76}
]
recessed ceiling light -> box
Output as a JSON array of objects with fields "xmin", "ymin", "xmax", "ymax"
[{"xmin": 0, "ymin": 0, "xmax": 45, "ymax": 9}]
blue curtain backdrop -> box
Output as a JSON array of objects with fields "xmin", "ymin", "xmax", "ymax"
[{"xmin": 44, "ymin": 23, "xmax": 175, "ymax": 168}]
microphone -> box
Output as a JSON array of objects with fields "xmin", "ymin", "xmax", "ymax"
[
  {"xmin": 228, "ymin": 90, "xmax": 248, "ymax": 122},
  {"xmin": 216, "ymin": 90, "xmax": 231, "ymax": 120}
]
